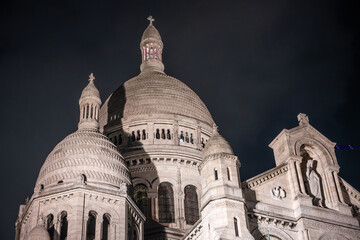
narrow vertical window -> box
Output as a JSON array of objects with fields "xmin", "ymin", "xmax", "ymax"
[
  {"xmin": 142, "ymin": 130, "xmax": 146, "ymax": 140},
  {"xmin": 114, "ymin": 136, "xmax": 118, "ymax": 145},
  {"xmin": 156, "ymin": 129, "xmax": 160, "ymax": 139},
  {"xmin": 161, "ymin": 129, "xmax": 166, "ymax": 139},
  {"xmin": 137, "ymin": 130, "xmax": 141, "ymax": 141},
  {"xmin": 90, "ymin": 105, "xmax": 93, "ymax": 118},
  {"xmin": 86, "ymin": 105, "xmax": 89, "ymax": 118},
  {"xmin": 86, "ymin": 211, "xmax": 96, "ymax": 240},
  {"xmin": 234, "ymin": 217, "xmax": 239, "ymax": 237},
  {"xmin": 158, "ymin": 182, "xmax": 175, "ymax": 223},
  {"xmin": 131, "ymin": 131, "xmax": 135, "ymax": 142},
  {"xmin": 214, "ymin": 168, "xmax": 218, "ymax": 180},
  {"xmin": 201, "ymin": 138, "xmax": 205, "ymax": 148},
  {"xmin": 102, "ymin": 214, "xmax": 110, "ymax": 240},
  {"xmin": 190, "ymin": 133, "xmax": 194, "ymax": 144},
  {"xmin": 184, "ymin": 185, "xmax": 199, "ymax": 225},
  {"xmin": 60, "ymin": 211, "xmax": 68, "ymax": 240},
  {"xmin": 180, "ymin": 131, "xmax": 184, "ymax": 142},
  {"xmin": 46, "ymin": 214, "xmax": 54, "ymax": 240},
  {"xmin": 167, "ymin": 129, "xmax": 171, "ymax": 139},
  {"xmin": 227, "ymin": 167, "xmax": 231, "ymax": 181},
  {"xmin": 118, "ymin": 134, "xmax": 122, "ymax": 145},
  {"xmin": 134, "ymin": 184, "xmax": 148, "ymax": 216},
  {"xmin": 185, "ymin": 132, "xmax": 189, "ymax": 143}
]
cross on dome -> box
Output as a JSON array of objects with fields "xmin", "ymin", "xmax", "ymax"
[
  {"xmin": 147, "ymin": 16, "xmax": 155, "ymax": 25},
  {"xmin": 89, "ymin": 73, "xmax": 95, "ymax": 83}
]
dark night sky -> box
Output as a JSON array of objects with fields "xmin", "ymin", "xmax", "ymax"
[{"xmin": 1, "ymin": 1, "xmax": 359, "ymax": 239}]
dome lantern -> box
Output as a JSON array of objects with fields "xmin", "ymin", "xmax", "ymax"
[
  {"xmin": 140, "ymin": 16, "xmax": 165, "ymax": 73},
  {"xmin": 78, "ymin": 73, "xmax": 102, "ymax": 130}
]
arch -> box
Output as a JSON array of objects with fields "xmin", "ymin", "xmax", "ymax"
[
  {"xmin": 102, "ymin": 214, "xmax": 111, "ymax": 240},
  {"xmin": 227, "ymin": 167, "xmax": 231, "ymax": 181},
  {"xmin": 46, "ymin": 214, "xmax": 55, "ymax": 240},
  {"xmin": 158, "ymin": 182, "xmax": 175, "ymax": 223},
  {"xmin": 86, "ymin": 211, "xmax": 97, "ymax": 240},
  {"xmin": 59, "ymin": 211, "xmax": 68, "ymax": 240},
  {"xmin": 294, "ymin": 138, "xmax": 336, "ymax": 166},
  {"xmin": 134, "ymin": 184, "xmax": 149, "ymax": 216},
  {"xmin": 184, "ymin": 185, "xmax": 199, "ymax": 225},
  {"xmin": 251, "ymin": 226, "xmax": 293, "ymax": 240},
  {"xmin": 318, "ymin": 232, "xmax": 349, "ymax": 240},
  {"xmin": 234, "ymin": 217, "xmax": 239, "ymax": 237}
]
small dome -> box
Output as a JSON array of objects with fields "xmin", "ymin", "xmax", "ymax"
[
  {"xmin": 79, "ymin": 81, "xmax": 100, "ymax": 104},
  {"xmin": 27, "ymin": 224, "xmax": 50, "ymax": 240},
  {"xmin": 141, "ymin": 24, "xmax": 162, "ymax": 43},
  {"xmin": 36, "ymin": 129, "xmax": 130, "ymax": 191},
  {"xmin": 203, "ymin": 125, "xmax": 233, "ymax": 158}
]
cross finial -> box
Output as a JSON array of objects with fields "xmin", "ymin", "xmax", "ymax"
[
  {"xmin": 147, "ymin": 16, "xmax": 155, "ymax": 25},
  {"xmin": 89, "ymin": 73, "xmax": 95, "ymax": 83}
]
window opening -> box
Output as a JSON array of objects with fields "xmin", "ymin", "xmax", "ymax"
[
  {"xmin": 134, "ymin": 184, "xmax": 148, "ymax": 216},
  {"xmin": 156, "ymin": 129, "xmax": 160, "ymax": 139},
  {"xmin": 102, "ymin": 214, "xmax": 110, "ymax": 240},
  {"xmin": 86, "ymin": 211, "xmax": 96, "ymax": 240},
  {"xmin": 137, "ymin": 130, "xmax": 141, "ymax": 141},
  {"xmin": 114, "ymin": 136, "xmax": 117, "ymax": 145},
  {"xmin": 190, "ymin": 133, "xmax": 194, "ymax": 144},
  {"xmin": 180, "ymin": 131, "xmax": 184, "ymax": 142},
  {"xmin": 161, "ymin": 129, "xmax": 166, "ymax": 139},
  {"xmin": 131, "ymin": 131, "xmax": 135, "ymax": 142},
  {"xmin": 167, "ymin": 129, "xmax": 171, "ymax": 139},
  {"xmin": 214, "ymin": 168, "xmax": 218, "ymax": 180},
  {"xmin": 227, "ymin": 167, "xmax": 231, "ymax": 181},
  {"xmin": 118, "ymin": 134, "xmax": 122, "ymax": 145},
  {"xmin": 185, "ymin": 132, "xmax": 189, "ymax": 143},
  {"xmin": 46, "ymin": 214, "xmax": 54, "ymax": 240},
  {"xmin": 60, "ymin": 212, "xmax": 68, "ymax": 240},
  {"xmin": 184, "ymin": 185, "xmax": 199, "ymax": 225},
  {"xmin": 158, "ymin": 182, "xmax": 175, "ymax": 223},
  {"xmin": 234, "ymin": 217, "xmax": 239, "ymax": 237},
  {"xmin": 142, "ymin": 130, "xmax": 146, "ymax": 140}
]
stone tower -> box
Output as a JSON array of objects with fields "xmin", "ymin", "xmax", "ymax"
[
  {"xmin": 198, "ymin": 125, "xmax": 254, "ymax": 240},
  {"xmin": 15, "ymin": 74, "xmax": 145, "ymax": 240}
]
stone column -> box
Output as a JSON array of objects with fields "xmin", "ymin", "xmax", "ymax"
[
  {"xmin": 288, "ymin": 159, "xmax": 301, "ymax": 195},
  {"xmin": 295, "ymin": 159, "xmax": 306, "ymax": 194},
  {"xmin": 95, "ymin": 219, "xmax": 102, "ymax": 240}
]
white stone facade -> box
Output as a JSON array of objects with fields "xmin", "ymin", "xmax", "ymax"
[{"xmin": 16, "ymin": 19, "xmax": 360, "ymax": 240}]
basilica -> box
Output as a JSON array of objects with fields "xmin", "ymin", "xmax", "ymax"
[{"xmin": 15, "ymin": 17, "xmax": 360, "ymax": 240}]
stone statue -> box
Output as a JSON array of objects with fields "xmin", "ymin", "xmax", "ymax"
[{"xmin": 306, "ymin": 159, "xmax": 324, "ymax": 207}]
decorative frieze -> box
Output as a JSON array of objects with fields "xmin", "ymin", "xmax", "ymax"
[
  {"xmin": 243, "ymin": 165, "xmax": 289, "ymax": 190},
  {"xmin": 248, "ymin": 212, "xmax": 296, "ymax": 230}
]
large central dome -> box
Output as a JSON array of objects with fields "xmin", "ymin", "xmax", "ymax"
[{"xmin": 101, "ymin": 71, "xmax": 214, "ymax": 127}]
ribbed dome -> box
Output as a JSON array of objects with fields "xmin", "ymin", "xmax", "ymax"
[
  {"xmin": 203, "ymin": 127, "xmax": 233, "ymax": 158},
  {"xmin": 101, "ymin": 72, "xmax": 214, "ymax": 126},
  {"xmin": 27, "ymin": 224, "xmax": 50, "ymax": 240},
  {"xmin": 36, "ymin": 129, "xmax": 130, "ymax": 191}
]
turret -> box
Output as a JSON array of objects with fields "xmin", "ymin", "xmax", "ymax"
[
  {"xmin": 78, "ymin": 73, "xmax": 102, "ymax": 130},
  {"xmin": 140, "ymin": 16, "xmax": 165, "ymax": 73},
  {"xmin": 199, "ymin": 124, "xmax": 254, "ymax": 240}
]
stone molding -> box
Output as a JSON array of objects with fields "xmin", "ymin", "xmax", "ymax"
[
  {"xmin": 243, "ymin": 165, "xmax": 289, "ymax": 190},
  {"xmin": 183, "ymin": 220, "xmax": 202, "ymax": 240},
  {"xmin": 199, "ymin": 153, "xmax": 239, "ymax": 171},
  {"xmin": 248, "ymin": 212, "xmax": 297, "ymax": 230}
]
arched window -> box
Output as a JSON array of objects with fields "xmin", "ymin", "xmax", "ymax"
[
  {"xmin": 102, "ymin": 214, "xmax": 110, "ymax": 240},
  {"xmin": 214, "ymin": 168, "xmax": 218, "ymax": 180},
  {"xmin": 46, "ymin": 214, "xmax": 54, "ymax": 240},
  {"xmin": 234, "ymin": 217, "xmax": 239, "ymax": 237},
  {"xmin": 134, "ymin": 184, "xmax": 148, "ymax": 216},
  {"xmin": 180, "ymin": 131, "xmax": 184, "ymax": 142},
  {"xmin": 59, "ymin": 211, "xmax": 68, "ymax": 240},
  {"xmin": 156, "ymin": 129, "xmax": 160, "ymax": 139},
  {"xmin": 86, "ymin": 105, "xmax": 89, "ymax": 118},
  {"xmin": 137, "ymin": 130, "xmax": 141, "ymax": 141},
  {"xmin": 87, "ymin": 211, "xmax": 96, "ymax": 240},
  {"xmin": 227, "ymin": 167, "xmax": 231, "ymax": 181},
  {"xmin": 184, "ymin": 185, "xmax": 199, "ymax": 225},
  {"xmin": 131, "ymin": 131, "xmax": 135, "ymax": 142},
  {"xmin": 167, "ymin": 129, "xmax": 171, "ymax": 139},
  {"xmin": 158, "ymin": 182, "xmax": 175, "ymax": 223},
  {"xmin": 113, "ymin": 136, "xmax": 118, "ymax": 145},
  {"xmin": 161, "ymin": 129, "xmax": 166, "ymax": 139},
  {"xmin": 118, "ymin": 134, "xmax": 122, "ymax": 145},
  {"xmin": 190, "ymin": 133, "xmax": 194, "ymax": 144},
  {"xmin": 142, "ymin": 130, "xmax": 146, "ymax": 140},
  {"xmin": 185, "ymin": 132, "xmax": 189, "ymax": 143}
]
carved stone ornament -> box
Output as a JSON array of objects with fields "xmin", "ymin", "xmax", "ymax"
[{"xmin": 271, "ymin": 186, "xmax": 286, "ymax": 200}]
